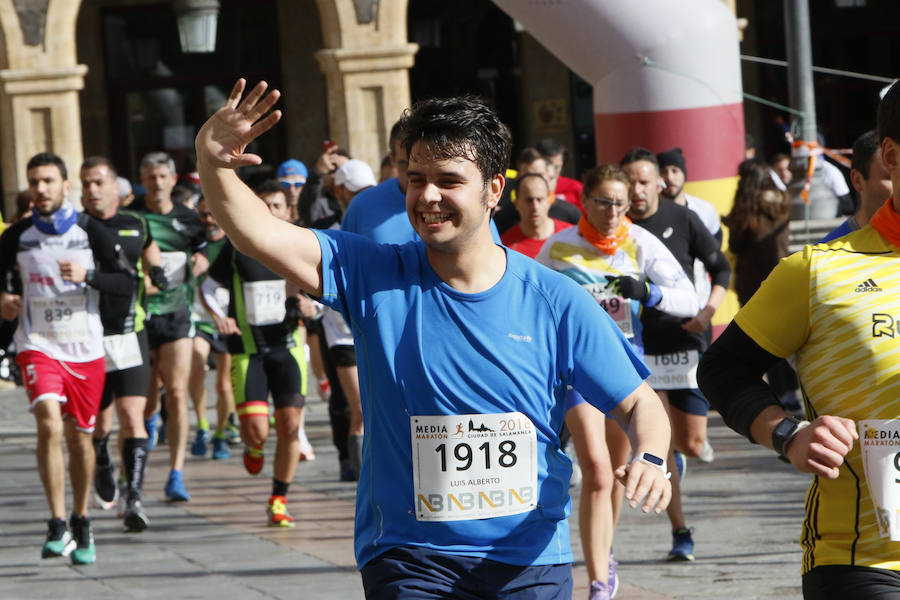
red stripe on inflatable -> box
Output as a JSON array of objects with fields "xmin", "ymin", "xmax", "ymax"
[{"xmin": 594, "ymin": 103, "xmax": 745, "ymax": 182}]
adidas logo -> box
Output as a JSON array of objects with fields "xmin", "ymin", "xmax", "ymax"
[{"xmin": 854, "ymin": 278, "xmax": 882, "ymax": 293}]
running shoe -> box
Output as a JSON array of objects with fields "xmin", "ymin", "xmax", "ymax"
[
  {"xmin": 267, "ymin": 495, "xmax": 295, "ymax": 528},
  {"xmin": 69, "ymin": 515, "xmax": 96, "ymax": 565},
  {"xmin": 157, "ymin": 408, "xmax": 167, "ymax": 445},
  {"xmin": 298, "ymin": 429, "xmax": 316, "ymax": 462},
  {"xmin": 212, "ymin": 435, "xmax": 230, "ymax": 460},
  {"xmin": 317, "ymin": 379, "xmax": 331, "ymax": 402},
  {"xmin": 243, "ymin": 445, "xmax": 264, "ymax": 475},
  {"xmin": 674, "ymin": 450, "xmax": 686, "ymax": 483},
  {"xmin": 164, "ymin": 469, "xmax": 190, "ymax": 502},
  {"xmin": 697, "ymin": 437, "xmax": 715, "ymax": 464},
  {"xmin": 145, "ymin": 413, "xmax": 159, "ymax": 451},
  {"xmin": 41, "ymin": 518, "xmax": 75, "ymax": 558},
  {"xmin": 190, "ymin": 428, "xmax": 211, "ymax": 457},
  {"xmin": 123, "ymin": 493, "xmax": 150, "ymax": 532},
  {"xmin": 93, "ymin": 462, "xmax": 118, "ymax": 510},
  {"xmin": 608, "ymin": 551, "xmax": 619, "ymax": 598},
  {"xmin": 667, "ymin": 527, "xmax": 695, "ymax": 562},
  {"xmin": 224, "ymin": 420, "xmax": 241, "ymax": 446},
  {"xmin": 589, "ymin": 580, "xmax": 613, "ymax": 600}
]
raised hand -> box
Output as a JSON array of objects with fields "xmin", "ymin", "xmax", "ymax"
[{"xmin": 195, "ymin": 79, "xmax": 282, "ymax": 170}]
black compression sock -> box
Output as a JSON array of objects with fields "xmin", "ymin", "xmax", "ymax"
[
  {"xmin": 123, "ymin": 437, "xmax": 149, "ymax": 493},
  {"xmin": 272, "ymin": 478, "xmax": 290, "ymax": 497},
  {"xmin": 93, "ymin": 434, "xmax": 111, "ymax": 467}
]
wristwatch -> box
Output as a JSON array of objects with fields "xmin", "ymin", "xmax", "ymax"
[
  {"xmin": 631, "ymin": 452, "xmax": 672, "ymax": 480},
  {"xmin": 772, "ymin": 416, "xmax": 809, "ymax": 462}
]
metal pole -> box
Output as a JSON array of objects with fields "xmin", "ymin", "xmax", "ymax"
[
  {"xmin": 783, "ymin": 0, "xmax": 817, "ymax": 143},
  {"xmin": 783, "ymin": 0, "xmax": 838, "ymax": 226}
]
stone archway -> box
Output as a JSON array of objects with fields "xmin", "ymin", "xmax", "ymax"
[
  {"xmin": 0, "ymin": 0, "xmax": 86, "ymax": 215},
  {"xmin": 313, "ymin": 0, "xmax": 417, "ymax": 171}
]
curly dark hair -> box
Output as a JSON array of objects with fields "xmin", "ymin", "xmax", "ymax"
[
  {"xmin": 725, "ymin": 159, "xmax": 788, "ymax": 233},
  {"xmin": 402, "ymin": 96, "xmax": 512, "ymax": 187}
]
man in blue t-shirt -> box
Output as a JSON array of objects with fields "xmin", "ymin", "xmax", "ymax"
[
  {"xmin": 196, "ymin": 80, "xmax": 672, "ymax": 599},
  {"xmin": 341, "ymin": 119, "xmax": 417, "ymax": 244}
]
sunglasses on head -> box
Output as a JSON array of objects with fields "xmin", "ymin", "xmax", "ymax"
[{"xmin": 279, "ymin": 179, "xmax": 305, "ymax": 189}]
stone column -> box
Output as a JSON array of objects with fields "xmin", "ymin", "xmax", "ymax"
[
  {"xmin": 314, "ymin": 0, "xmax": 417, "ymax": 172},
  {"xmin": 0, "ymin": 0, "xmax": 86, "ymax": 217}
]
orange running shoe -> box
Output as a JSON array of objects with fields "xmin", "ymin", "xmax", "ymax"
[
  {"xmin": 267, "ymin": 495, "xmax": 295, "ymax": 528},
  {"xmin": 243, "ymin": 444, "xmax": 264, "ymax": 475}
]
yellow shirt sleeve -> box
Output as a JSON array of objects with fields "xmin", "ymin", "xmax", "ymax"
[{"xmin": 734, "ymin": 247, "xmax": 811, "ymax": 358}]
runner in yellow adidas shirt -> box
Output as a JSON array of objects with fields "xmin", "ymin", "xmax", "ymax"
[{"xmin": 699, "ymin": 83, "xmax": 900, "ymax": 599}]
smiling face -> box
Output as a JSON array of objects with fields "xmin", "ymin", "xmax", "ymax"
[
  {"xmin": 623, "ymin": 159, "xmax": 661, "ymax": 220},
  {"xmin": 80, "ymin": 164, "xmax": 119, "ymax": 219},
  {"xmin": 585, "ymin": 179, "xmax": 630, "ymax": 236},
  {"xmin": 405, "ymin": 140, "xmax": 502, "ymax": 254},
  {"xmin": 28, "ymin": 164, "xmax": 70, "ymax": 216}
]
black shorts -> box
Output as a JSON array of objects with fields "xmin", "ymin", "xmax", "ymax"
[
  {"xmin": 802, "ymin": 565, "xmax": 900, "ymax": 599},
  {"xmin": 232, "ymin": 347, "xmax": 306, "ymax": 417},
  {"xmin": 195, "ymin": 327, "xmax": 228, "ymax": 355},
  {"xmin": 329, "ymin": 344, "xmax": 357, "ymax": 367},
  {"xmin": 666, "ymin": 387, "xmax": 710, "ymax": 417},
  {"xmin": 101, "ymin": 329, "xmax": 151, "ymax": 410},
  {"xmin": 145, "ymin": 309, "xmax": 193, "ymax": 349}
]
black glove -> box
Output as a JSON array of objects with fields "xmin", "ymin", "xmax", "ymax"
[
  {"xmin": 604, "ymin": 275, "xmax": 649, "ymax": 303},
  {"xmin": 283, "ymin": 297, "xmax": 302, "ymax": 331},
  {"xmin": 148, "ymin": 266, "xmax": 168, "ymax": 290}
]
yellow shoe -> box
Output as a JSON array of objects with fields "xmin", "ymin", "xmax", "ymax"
[{"xmin": 267, "ymin": 495, "xmax": 295, "ymax": 528}]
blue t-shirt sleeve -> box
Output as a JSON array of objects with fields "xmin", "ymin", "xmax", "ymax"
[
  {"xmin": 556, "ymin": 278, "xmax": 650, "ymax": 412},
  {"xmin": 311, "ymin": 228, "xmax": 374, "ymax": 323}
]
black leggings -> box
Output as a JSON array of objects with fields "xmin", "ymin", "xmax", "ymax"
[{"xmin": 803, "ymin": 566, "xmax": 900, "ymax": 599}]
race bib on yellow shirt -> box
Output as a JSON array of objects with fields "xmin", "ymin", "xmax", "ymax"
[
  {"xmin": 859, "ymin": 419, "xmax": 900, "ymax": 541},
  {"xmin": 411, "ymin": 412, "xmax": 537, "ymax": 522}
]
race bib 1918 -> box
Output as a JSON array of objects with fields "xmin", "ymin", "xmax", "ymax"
[
  {"xmin": 242, "ymin": 280, "xmax": 286, "ymax": 326},
  {"xmin": 411, "ymin": 412, "xmax": 538, "ymax": 522},
  {"xmin": 582, "ymin": 282, "xmax": 633, "ymax": 338},
  {"xmin": 859, "ymin": 419, "xmax": 900, "ymax": 541},
  {"xmin": 30, "ymin": 295, "xmax": 89, "ymax": 344},
  {"xmin": 645, "ymin": 350, "xmax": 699, "ymax": 390}
]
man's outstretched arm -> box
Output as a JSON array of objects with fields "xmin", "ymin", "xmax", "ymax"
[{"xmin": 195, "ymin": 79, "xmax": 324, "ymax": 296}]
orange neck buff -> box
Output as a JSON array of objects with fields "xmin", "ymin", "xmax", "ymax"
[
  {"xmin": 869, "ymin": 199, "xmax": 900, "ymax": 247},
  {"xmin": 577, "ymin": 214, "xmax": 631, "ymax": 255}
]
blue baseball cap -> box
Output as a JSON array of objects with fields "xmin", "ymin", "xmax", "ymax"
[{"xmin": 277, "ymin": 159, "xmax": 308, "ymax": 181}]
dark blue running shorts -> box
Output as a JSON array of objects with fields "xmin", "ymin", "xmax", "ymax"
[{"xmin": 360, "ymin": 546, "xmax": 572, "ymax": 600}]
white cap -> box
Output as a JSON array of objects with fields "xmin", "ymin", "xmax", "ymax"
[
  {"xmin": 334, "ymin": 159, "xmax": 377, "ymax": 193},
  {"xmin": 117, "ymin": 176, "xmax": 133, "ymax": 198}
]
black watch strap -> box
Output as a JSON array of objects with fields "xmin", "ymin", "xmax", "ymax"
[{"xmin": 772, "ymin": 416, "xmax": 805, "ymax": 460}]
